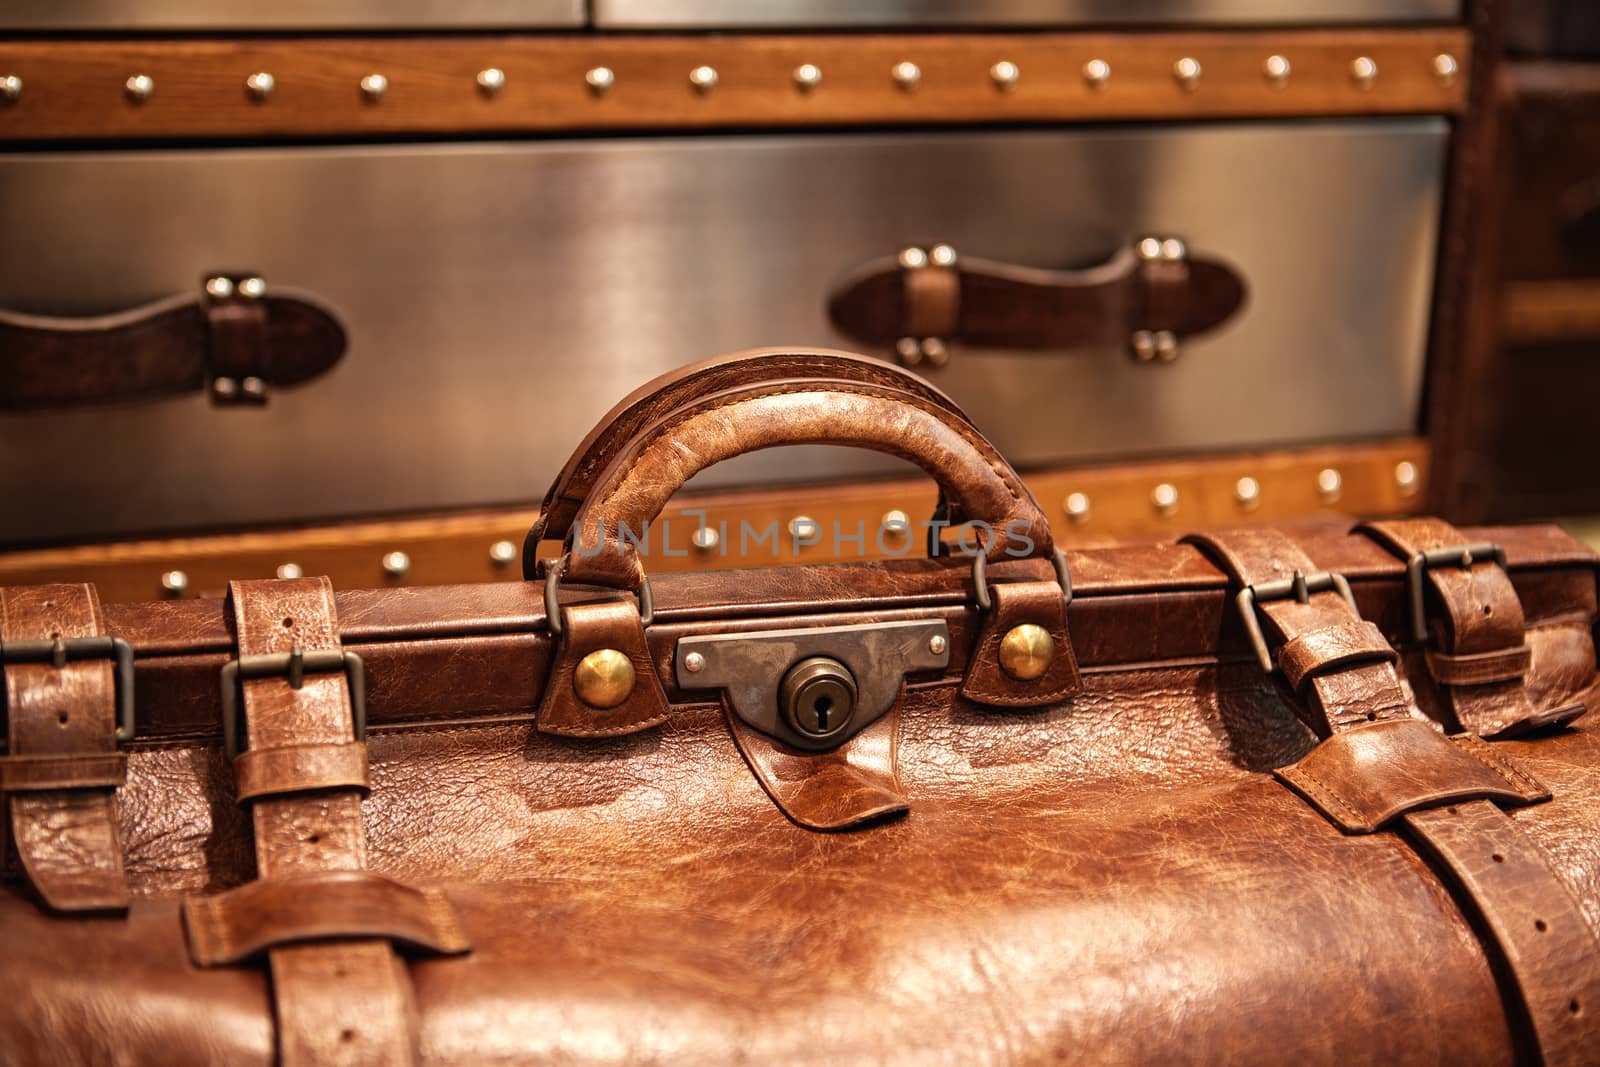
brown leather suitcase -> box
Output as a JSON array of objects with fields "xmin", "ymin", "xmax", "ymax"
[{"xmin": 3, "ymin": 349, "xmax": 1598, "ymax": 1065}]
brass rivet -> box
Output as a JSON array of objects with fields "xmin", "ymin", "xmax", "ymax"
[
  {"xmin": 575, "ymin": 648, "xmax": 635, "ymax": 709},
  {"xmin": 999, "ymin": 623, "xmax": 1054, "ymax": 681}
]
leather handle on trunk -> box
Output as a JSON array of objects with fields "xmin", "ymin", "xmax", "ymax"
[
  {"xmin": 0, "ymin": 275, "xmax": 346, "ymax": 410},
  {"xmin": 827, "ymin": 239, "xmax": 1246, "ymax": 363},
  {"xmin": 532, "ymin": 347, "xmax": 970, "ymax": 547},
  {"xmin": 544, "ymin": 362, "xmax": 1055, "ymax": 590}
]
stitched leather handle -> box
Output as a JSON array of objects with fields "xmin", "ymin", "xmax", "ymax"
[
  {"xmin": 543, "ymin": 354, "xmax": 1055, "ymax": 590},
  {"xmin": 532, "ymin": 347, "xmax": 970, "ymax": 548},
  {"xmin": 827, "ymin": 239, "xmax": 1245, "ymax": 359},
  {"xmin": 0, "ymin": 278, "xmax": 346, "ymax": 410}
]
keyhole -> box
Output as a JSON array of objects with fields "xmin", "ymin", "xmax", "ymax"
[{"xmin": 813, "ymin": 695, "xmax": 833, "ymax": 729}]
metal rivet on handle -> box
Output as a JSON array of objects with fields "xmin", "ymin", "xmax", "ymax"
[
  {"xmin": 160, "ymin": 570, "xmax": 188, "ymax": 597},
  {"xmin": 1152, "ymin": 483, "xmax": 1180, "ymax": 516},
  {"xmin": 1160, "ymin": 238, "xmax": 1187, "ymax": 261},
  {"xmin": 240, "ymin": 376, "xmax": 266, "ymax": 399},
  {"xmin": 0, "ymin": 75, "xmax": 21, "ymax": 103},
  {"xmin": 489, "ymin": 540, "xmax": 517, "ymax": 565},
  {"xmin": 125, "ymin": 74, "xmax": 154, "ymax": 103},
  {"xmin": 205, "ymin": 276, "xmax": 235, "ymax": 299},
  {"xmin": 1263, "ymin": 55, "xmax": 1291, "ymax": 86},
  {"xmin": 212, "ymin": 377, "xmax": 239, "ymax": 400},
  {"xmin": 477, "ymin": 67, "xmax": 506, "ymax": 96},
  {"xmin": 1064, "ymin": 492, "xmax": 1091, "ymax": 524},
  {"xmin": 999, "ymin": 623, "xmax": 1053, "ymax": 681},
  {"xmin": 793, "ymin": 63, "xmax": 822, "ymax": 91},
  {"xmin": 689, "ymin": 65, "xmax": 718, "ymax": 92},
  {"xmin": 1173, "ymin": 57, "xmax": 1202, "ymax": 90},
  {"xmin": 276, "ymin": 562, "xmax": 304, "ymax": 580},
  {"xmin": 238, "ymin": 276, "xmax": 266, "ymax": 299},
  {"xmin": 1350, "ymin": 57, "xmax": 1378, "ymax": 88},
  {"xmin": 1234, "ymin": 476, "xmax": 1261, "ymax": 512},
  {"xmin": 586, "ymin": 67, "xmax": 615, "ymax": 94},
  {"xmin": 1433, "ymin": 54, "xmax": 1459, "ymax": 86},
  {"xmin": 1082, "ymin": 59, "xmax": 1111, "ymax": 87},
  {"xmin": 895, "ymin": 337, "xmax": 923, "ymax": 365},
  {"xmin": 245, "ymin": 72, "xmax": 275, "ymax": 102},
  {"xmin": 360, "ymin": 73, "xmax": 388, "ymax": 102},
  {"xmin": 899, "ymin": 246, "xmax": 928, "ymax": 270},
  {"xmin": 575, "ymin": 648, "xmax": 635, "ymax": 709},
  {"xmin": 1137, "ymin": 237, "xmax": 1163, "ymax": 260},
  {"xmin": 893, "ymin": 61, "xmax": 921, "ymax": 90},
  {"xmin": 929, "ymin": 243, "xmax": 958, "ymax": 268},
  {"xmin": 1153, "ymin": 331, "xmax": 1179, "ymax": 362},
  {"xmin": 1317, "ymin": 467, "xmax": 1343, "ymax": 503},
  {"xmin": 382, "ymin": 550, "xmax": 411, "ymax": 578},
  {"xmin": 990, "ymin": 61, "xmax": 1020, "ymax": 90},
  {"xmin": 1131, "ymin": 330, "xmax": 1157, "ymax": 362},
  {"xmin": 920, "ymin": 338, "xmax": 949, "ymax": 366}
]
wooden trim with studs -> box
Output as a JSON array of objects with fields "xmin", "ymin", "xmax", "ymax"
[
  {"xmin": 0, "ymin": 30, "xmax": 1468, "ymax": 141},
  {"xmin": 0, "ymin": 439, "xmax": 1428, "ymax": 602}
]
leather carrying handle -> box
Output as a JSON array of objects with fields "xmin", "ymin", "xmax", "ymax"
[
  {"xmin": 0, "ymin": 276, "xmax": 346, "ymax": 410},
  {"xmin": 532, "ymin": 347, "xmax": 970, "ymax": 547},
  {"xmin": 827, "ymin": 239, "xmax": 1246, "ymax": 358},
  {"xmin": 540, "ymin": 355, "xmax": 1055, "ymax": 590}
]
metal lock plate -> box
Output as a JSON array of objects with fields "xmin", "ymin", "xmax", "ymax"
[{"xmin": 675, "ymin": 619, "xmax": 951, "ymax": 751}]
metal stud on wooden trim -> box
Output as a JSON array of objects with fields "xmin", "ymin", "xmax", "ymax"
[
  {"xmin": 476, "ymin": 68, "xmax": 506, "ymax": 96},
  {"xmin": 160, "ymin": 570, "xmax": 188, "ymax": 597},
  {"xmin": 585, "ymin": 67, "xmax": 615, "ymax": 94},
  {"xmin": 789, "ymin": 516, "xmax": 820, "ymax": 542},
  {"xmin": 1173, "ymin": 58, "xmax": 1202, "ymax": 91},
  {"xmin": 489, "ymin": 540, "xmax": 517, "ymax": 565},
  {"xmin": 0, "ymin": 75, "xmax": 21, "ymax": 103},
  {"xmin": 892, "ymin": 61, "xmax": 921, "ymax": 90},
  {"xmin": 125, "ymin": 74, "xmax": 154, "ymax": 104},
  {"xmin": 1350, "ymin": 57, "xmax": 1378, "ymax": 88},
  {"xmin": 1432, "ymin": 54, "xmax": 1458, "ymax": 86},
  {"xmin": 1082, "ymin": 59, "xmax": 1111, "ymax": 88},
  {"xmin": 1263, "ymin": 55, "xmax": 1291, "ymax": 87},
  {"xmin": 1394, "ymin": 460, "xmax": 1420, "ymax": 497},
  {"xmin": 359, "ymin": 73, "xmax": 388, "ymax": 102},
  {"xmin": 689, "ymin": 65, "xmax": 718, "ymax": 93},
  {"xmin": 1316, "ymin": 467, "xmax": 1343, "ymax": 503},
  {"xmin": 1152, "ymin": 483, "xmax": 1180, "ymax": 516},
  {"xmin": 1234, "ymin": 476, "xmax": 1261, "ymax": 512},
  {"xmin": 245, "ymin": 72, "xmax": 274, "ymax": 102},
  {"xmin": 990, "ymin": 61, "xmax": 1020, "ymax": 91},
  {"xmin": 690, "ymin": 525, "xmax": 720, "ymax": 554},
  {"xmin": 793, "ymin": 63, "xmax": 822, "ymax": 91},
  {"xmin": 1064, "ymin": 492, "xmax": 1091, "ymax": 524},
  {"xmin": 275, "ymin": 563, "xmax": 304, "ymax": 580},
  {"xmin": 381, "ymin": 550, "xmax": 410, "ymax": 578}
]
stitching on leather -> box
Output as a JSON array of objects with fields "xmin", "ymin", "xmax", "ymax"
[
  {"xmin": 1279, "ymin": 765, "xmax": 1368, "ymax": 828},
  {"xmin": 540, "ymin": 712, "xmax": 670, "ymax": 738},
  {"xmin": 1449, "ymin": 734, "xmax": 1545, "ymax": 795}
]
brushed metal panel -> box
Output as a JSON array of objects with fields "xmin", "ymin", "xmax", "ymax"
[
  {"xmin": 0, "ymin": 123, "xmax": 1444, "ymax": 544},
  {"xmin": 0, "ymin": 0, "xmax": 582, "ymax": 30},
  {"xmin": 593, "ymin": 0, "xmax": 1457, "ymax": 28}
]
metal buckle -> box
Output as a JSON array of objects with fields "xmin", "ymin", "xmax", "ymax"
[
  {"xmin": 1235, "ymin": 569, "xmax": 1358, "ymax": 673},
  {"xmin": 972, "ymin": 546, "xmax": 1073, "ymax": 613},
  {"xmin": 1404, "ymin": 542, "xmax": 1507, "ymax": 643},
  {"xmin": 541, "ymin": 556, "xmax": 654, "ymax": 637},
  {"xmin": 219, "ymin": 644, "xmax": 365, "ymax": 759},
  {"xmin": 0, "ymin": 636, "xmax": 135, "ymax": 743}
]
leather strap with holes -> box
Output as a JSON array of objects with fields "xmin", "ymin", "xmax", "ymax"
[
  {"xmin": 1189, "ymin": 529, "xmax": 1600, "ymax": 1066},
  {"xmin": 220, "ymin": 578, "xmax": 417, "ymax": 1067},
  {"xmin": 1360, "ymin": 518, "xmax": 1582, "ymax": 738},
  {"xmin": 0, "ymin": 584, "xmax": 129, "ymax": 913}
]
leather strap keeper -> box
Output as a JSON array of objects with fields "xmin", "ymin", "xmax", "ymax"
[
  {"xmin": 1427, "ymin": 644, "xmax": 1533, "ymax": 687},
  {"xmin": 234, "ymin": 742, "xmax": 369, "ymax": 803},
  {"xmin": 182, "ymin": 869, "xmax": 470, "ymax": 967},
  {"xmin": 0, "ymin": 752, "xmax": 126, "ymax": 793},
  {"xmin": 1274, "ymin": 719, "xmax": 1548, "ymax": 834},
  {"xmin": 903, "ymin": 260, "xmax": 960, "ymax": 341},
  {"xmin": 1277, "ymin": 621, "xmax": 1398, "ymax": 694}
]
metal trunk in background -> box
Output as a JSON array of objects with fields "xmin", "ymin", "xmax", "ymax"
[{"xmin": 0, "ymin": 121, "xmax": 1446, "ymax": 544}]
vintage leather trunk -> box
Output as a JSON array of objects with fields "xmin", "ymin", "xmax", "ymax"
[
  {"xmin": 0, "ymin": 122, "xmax": 1446, "ymax": 545},
  {"xmin": 1, "ymin": 350, "xmax": 1597, "ymax": 1065}
]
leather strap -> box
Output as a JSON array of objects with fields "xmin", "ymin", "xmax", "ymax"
[
  {"xmin": 0, "ymin": 584, "xmax": 129, "ymax": 913},
  {"xmin": 0, "ymin": 284, "xmax": 344, "ymax": 410},
  {"xmin": 1192, "ymin": 528, "xmax": 1600, "ymax": 1066},
  {"xmin": 234, "ymin": 742, "xmax": 369, "ymax": 803},
  {"xmin": 221, "ymin": 578, "xmax": 418, "ymax": 1067},
  {"xmin": 827, "ymin": 242, "xmax": 1246, "ymax": 351},
  {"xmin": 1185, "ymin": 528, "xmax": 1415, "ymax": 736},
  {"xmin": 1360, "ymin": 518, "xmax": 1580, "ymax": 737}
]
